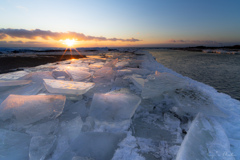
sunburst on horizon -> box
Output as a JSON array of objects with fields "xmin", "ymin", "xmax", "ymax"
[{"xmin": 60, "ymin": 39, "xmax": 83, "ymax": 60}]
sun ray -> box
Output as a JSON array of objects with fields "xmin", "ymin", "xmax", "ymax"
[
  {"xmin": 60, "ymin": 47, "xmax": 68, "ymax": 61},
  {"xmin": 73, "ymin": 47, "xmax": 83, "ymax": 57}
]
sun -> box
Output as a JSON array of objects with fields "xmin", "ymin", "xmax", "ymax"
[{"xmin": 64, "ymin": 39, "xmax": 75, "ymax": 47}]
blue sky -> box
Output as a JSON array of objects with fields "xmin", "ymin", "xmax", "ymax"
[{"xmin": 0, "ymin": 0, "xmax": 240, "ymax": 47}]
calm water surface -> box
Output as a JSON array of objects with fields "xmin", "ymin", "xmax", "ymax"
[{"xmin": 146, "ymin": 49, "xmax": 240, "ymax": 101}]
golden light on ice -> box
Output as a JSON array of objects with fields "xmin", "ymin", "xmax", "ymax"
[{"xmin": 64, "ymin": 39, "xmax": 75, "ymax": 47}]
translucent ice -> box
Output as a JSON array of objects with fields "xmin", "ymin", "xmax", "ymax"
[
  {"xmin": 59, "ymin": 132, "xmax": 126, "ymax": 160},
  {"xmin": 141, "ymin": 72, "xmax": 188, "ymax": 99},
  {"xmin": 0, "ymin": 129, "xmax": 31, "ymax": 160},
  {"xmin": 43, "ymin": 79, "xmax": 95, "ymax": 95},
  {"xmin": 176, "ymin": 114, "xmax": 233, "ymax": 160},
  {"xmin": 89, "ymin": 89, "xmax": 141, "ymax": 122},
  {"xmin": 130, "ymin": 74, "xmax": 145, "ymax": 90},
  {"xmin": 0, "ymin": 80, "xmax": 32, "ymax": 87},
  {"xmin": 93, "ymin": 67, "xmax": 115, "ymax": 83},
  {"xmin": 29, "ymin": 135, "xmax": 57, "ymax": 160},
  {"xmin": 0, "ymin": 71, "xmax": 29, "ymax": 80},
  {"xmin": 26, "ymin": 120, "xmax": 59, "ymax": 136},
  {"xmin": 52, "ymin": 70, "xmax": 71, "ymax": 80},
  {"xmin": 117, "ymin": 68, "xmax": 151, "ymax": 76},
  {"xmin": 65, "ymin": 67, "xmax": 91, "ymax": 81},
  {"xmin": 0, "ymin": 95, "xmax": 66, "ymax": 125},
  {"xmin": 173, "ymin": 87, "xmax": 227, "ymax": 117}
]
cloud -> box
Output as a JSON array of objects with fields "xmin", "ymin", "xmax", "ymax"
[
  {"xmin": 8, "ymin": 40, "xmax": 23, "ymax": 44},
  {"xmin": 168, "ymin": 39, "xmax": 220, "ymax": 44},
  {"xmin": 0, "ymin": 28, "xmax": 140, "ymax": 42}
]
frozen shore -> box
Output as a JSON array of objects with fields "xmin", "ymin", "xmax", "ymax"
[{"xmin": 0, "ymin": 49, "xmax": 239, "ymax": 160}]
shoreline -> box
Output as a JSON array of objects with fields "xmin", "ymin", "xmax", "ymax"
[{"xmin": 0, "ymin": 54, "xmax": 86, "ymax": 74}]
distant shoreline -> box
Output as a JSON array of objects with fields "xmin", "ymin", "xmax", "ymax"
[
  {"xmin": 0, "ymin": 55, "xmax": 86, "ymax": 74},
  {"xmin": 170, "ymin": 45, "xmax": 240, "ymax": 52}
]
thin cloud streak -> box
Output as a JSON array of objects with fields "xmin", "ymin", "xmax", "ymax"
[
  {"xmin": 0, "ymin": 28, "xmax": 140, "ymax": 42},
  {"xmin": 168, "ymin": 39, "xmax": 221, "ymax": 45}
]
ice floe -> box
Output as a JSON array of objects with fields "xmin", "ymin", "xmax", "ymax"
[{"xmin": 43, "ymin": 79, "xmax": 95, "ymax": 95}]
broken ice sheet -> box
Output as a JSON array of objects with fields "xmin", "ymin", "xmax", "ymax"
[
  {"xmin": 173, "ymin": 87, "xmax": 227, "ymax": 117},
  {"xmin": 29, "ymin": 135, "xmax": 57, "ymax": 160},
  {"xmin": 59, "ymin": 132, "xmax": 126, "ymax": 160},
  {"xmin": 130, "ymin": 74, "xmax": 145, "ymax": 90},
  {"xmin": 117, "ymin": 68, "xmax": 151, "ymax": 77},
  {"xmin": 176, "ymin": 114, "xmax": 233, "ymax": 160},
  {"xmin": 66, "ymin": 68, "xmax": 91, "ymax": 81},
  {"xmin": 141, "ymin": 72, "xmax": 188, "ymax": 99},
  {"xmin": 0, "ymin": 71, "xmax": 29, "ymax": 80},
  {"xmin": 0, "ymin": 80, "xmax": 32, "ymax": 87},
  {"xmin": 26, "ymin": 120, "xmax": 59, "ymax": 136},
  {"xmin": 93, "ymin": 67, "xmax": 115, "ymax": 83},
  {"xmin": 43, "ymin": 79, "xmax": 95, "ymax": 95},
  {"xmin": 89, "ymin": 89, "xmax": 141, "ymax": 122},
  {"xmin": 52, "ymin": 70, "xmax": 72, "ymax": 80},
  {"xmin": 0, "ymin": 95, "xmax": 66, "ymax": 125},
  {"xmin": 0, "ymin": 129, "xmax": 31, "ymax": 160}
]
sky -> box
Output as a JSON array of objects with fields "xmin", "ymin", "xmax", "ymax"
[{"xmin": 0, "ymin": 0, "xmax": 240, "ymax": 47}]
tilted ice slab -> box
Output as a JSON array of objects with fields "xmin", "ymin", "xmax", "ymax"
[
  {"xmin": 176, "ymin": 114, "xmax": 233, "ymax": 160},
  {"xmin": 66, "ymin": 67, "xmax": 92, "ymax": 81},
  {"xmin": 54, "ymin": 66, "xmax": 92, "ymax": 81},
  {"xmin": 0, "ymin": 95, "xmax": 66, "ymax": 125},
  {"xmin": 130, "ymin": 74, "xmax": 145, "ymax": 90},
  {"xmin": 141, "ymin": 71, "xmax": 188, "ymax": 99},
  {"xmin": 29, "ymin": 135, "xmax": 57, "ymax": 160},
  {"xmin": 52, "ymin": 70, "xmax": 72, "ymax": 80},
  {"xmin": 173, "ymin": 87, "xmax": 227, "ymax": 117},
  {"xmin": 0, "ymin": 129, "xmax": 31, "ymax": 160},
  {"xmin": 56, "ymin": 65, "xmax": 89, "ymax": 72},
  {"xmin": 59, "ymin": 132, "xmax": 126, "ymax": 160},
  {"xmin": 43, "ymin": 79, "xmax": 95, "ymax": 95},
  {"xmin": 93, "ymin": 67, "xmax": 115, "ymax": 83},
  {"xmin": 117, "ymin": 68, "xmax": 151, "ymax": 76},
  {"xmin": 89, "ymin": 89, "xmax": 141, "ymax": 122},
  {"xmin": 0, "ymin": 71, "xmax": 29, "ymax": 80},
  {"xmin": 0, "ymin": 80, "xmax": 32, "ymax": 87}
]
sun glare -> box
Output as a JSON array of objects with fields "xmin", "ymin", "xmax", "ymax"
[{"xmin": 64, "ymin": 39, "xmax": 75, "ymax": 47}]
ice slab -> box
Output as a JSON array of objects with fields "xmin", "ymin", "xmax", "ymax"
[
  {"xmin": 141, "ymin": 72, "xmax": 188, "ymax": 99},
  {"xmin": 0, "ymin": 71, "xmax": 29, "ymax": 80},
  {"xmin": 57, "ymin": 66, "xmax": 90, "ymax": 72},
  {"xmin": 52, "ymin": 70, "xmax": 71, "ymax": 80},
  {"xmin": 93, "ymin": 67, "xmax": 115, "ymax": 83},
  {"xmin": 173, "ymin": 88, "xmax": 227, "ymax": 117},
  {"xmin": 29, "ymin": 135, "xmax": 57, "ymax": 160},
  {"xmin": 117, "ymin": 68, "xmax": 151, "ymax": 76},
  {"xmin": 66, "ymin": 68, "xmax": 91, "ymax": 81},
  {"xmin": 0, "ymin": 80, "xmax": 32, "ymax": 87},
  {"xmin": 0, "ymin": 129, "xmax": 31, "ymax": 160},
  {"xmin": 44, "ymin": 79, "xmax": 95, "ymax": 95},
  {"xmin": 130, "ymin": 74, "xmax": 145, "ymax": 90},
  {"xmin": 0, "ymin": 95, "xmax": 66, "ymax": 125},
  {"xmin": 59, "ymin": 132, "xmax": 126, "ymax": 160},
  {"xmin": 89, "ymin": 89, "xmax": 141, "ymax": 122},
  {"xmin": 104, "ymin": 58, "xmax": 118, "ymax": 67},
  {"xmin": 176, "ymin": 114, "xmax": 233, "ymax": 160},
  {"xmin": 60, "ymin": 116, "xmax": 83, "ymax": 143},
  {"xmin": 26, "ymin": 120, "xmax": 59, "ymax": 136}
]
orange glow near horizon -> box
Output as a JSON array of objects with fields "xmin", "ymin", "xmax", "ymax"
[{"xmin": 62, "ymin": 39, "xmax": 76, "ymax": 47}]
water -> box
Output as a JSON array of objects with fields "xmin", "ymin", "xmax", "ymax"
[{"xmin": 146, "ymin": 49, "xmax": 240, "ymax": 101}]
